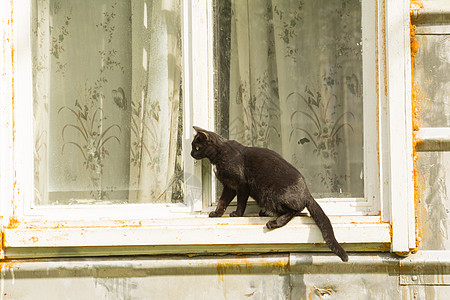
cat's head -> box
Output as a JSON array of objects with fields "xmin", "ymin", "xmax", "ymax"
[{"xmin": 191, "ymin": 126, "xmax": 225, "ymax": 162}]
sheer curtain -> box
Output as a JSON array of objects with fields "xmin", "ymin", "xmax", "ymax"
[
  {"xmin": 32, "ymin": 0, "xmax": 183, "ymax": 205},
  {"xmin": 226, "ymin": 0, "xmax": 364, "ymax": 197},
  {"xmin": 129, "ymin": 0, "xmax": 183, "ymax": 203}
]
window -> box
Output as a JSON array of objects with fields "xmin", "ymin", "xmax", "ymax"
[
  {"xmin": 32, "ymin": 0, "xmax": 188, "ymax": 210},
  {"xmin": 0, "ymin": 0, "xmax": 415, "ymax": 258},
  {"xmin": 211, "ymin": 0, "xmax": 378, "ymax": 216}
]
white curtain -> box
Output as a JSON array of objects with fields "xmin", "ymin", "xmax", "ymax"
[
  {"xmin": 129, "ymin": 0, "xmax": 183, "ymax": 203},
  {"xmin": 32, "ymin": 0, "xmax": 51, "ymax": 205},
  {"xmin": 227, "ymin": 0, "xmax": 364, "ymax": 197},
  {"xmin": 32, "ymin": 0, "xmax": 183, "ymax": 205}
]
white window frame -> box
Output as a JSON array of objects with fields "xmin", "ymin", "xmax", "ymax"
[
  {"xmin": 206, "ymin": 0, "xmax": 381, "ymax": 217},
  {"xmin": 0, "ymin": 0, "xmax": 415, "ymax": 258}
]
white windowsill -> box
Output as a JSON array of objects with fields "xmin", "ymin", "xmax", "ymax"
[{"xmin": 3, "ymin": 215, "xmax": 390, "ymax": 258}]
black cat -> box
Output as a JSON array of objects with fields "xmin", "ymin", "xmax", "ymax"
[{"xmin": 191, "ymin": 126, "xmax": 348, "ymax": 262}]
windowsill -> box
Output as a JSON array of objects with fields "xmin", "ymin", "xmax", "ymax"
[{"xmin": 3, "ymin": 215, "xmax": 391, "ymax": 259}]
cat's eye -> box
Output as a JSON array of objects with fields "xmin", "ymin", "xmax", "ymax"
[{"xmin": 195, "ymin": 146, "xmax": 200, "ymax": 151}]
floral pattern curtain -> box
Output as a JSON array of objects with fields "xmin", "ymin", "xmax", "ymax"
[
  {"xmin": 129, "ymin": 0, "xmax": 183, "ymax": 203},
  {"xmin": 32, "ymin": 0, "xmax": 183, "ymax": 205},
  {"xmin": 226, "ymin": 0, "xmax": 364, "ymax": 197}
]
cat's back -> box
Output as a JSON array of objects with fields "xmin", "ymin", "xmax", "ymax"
[{"xmin": 242, "ymin": 146, "xmax": 301, "ymax": 184}]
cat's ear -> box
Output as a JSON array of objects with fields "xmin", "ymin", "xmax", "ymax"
[{"xmin": 193, "ymin": 126, "xmax": 210, "ymax": 141}]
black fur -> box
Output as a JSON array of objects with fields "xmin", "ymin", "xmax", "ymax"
[{"xmin": 191, "ymin": 126, "xmax": 348, "ymax": 262}]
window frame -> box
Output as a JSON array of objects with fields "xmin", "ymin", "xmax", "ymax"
[
  {"xmin": 207, "ymin": 0, "xmax": 381, "ymax": 217},
  {"xmin": 0, "ymin": 0, "xmax": 414, "ymax": 258}
]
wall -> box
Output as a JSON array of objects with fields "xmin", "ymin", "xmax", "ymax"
[{"xmin": 2, "ymin": 0, "xmax": 450, "ymax": 299}]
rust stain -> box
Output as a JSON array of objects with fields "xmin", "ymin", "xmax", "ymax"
[
  {"xmin": 215, "ymin": 257, "xmax": 290, "ymax": 283},
  {"xmin": 14, "ymin": 219, "xmax": 151, "ymax": 231},
  {"xmin": 7, "ymin": 216, "xmax": 19, "ymax": 229},
  {"xmin": 1, "ymin": 3, "xmax": 16, "ymax": 253},
  {"xmin": 53, "ymin": 221, "xmax": 68, "ymax": 229},
  {"xmin": 9, "ymin": 0, "xmax": 18, "ymax": 228},
  {"xmin": 410, "ymin": 0, "xmax": 424, "ymax": 17},
  {"xmin": 309, "ymin": 286, "xmax": 335, "ymax": 299},
  {"xmin": 389, "ymin": 223, "xmax": 393, "ymax": 246},
  {"xmin": 216, "ymin": 263, "xmax": 225, "ymax": 282},
  {"xmin": 0, "ymin": 230, "xmax": 3, "ymax": 259},
  {"xmin": 410, "ymin": 0, "xmax": 423, "ymax": 252},
  {"xmin": 381, "ymin": 0, "xmax": 387, "ymax": 100},
  {"xmin": 410, "ymin": 23, "xmax": 421, "ymax": 133},
  {"xmin": 375, "ymin": 0, "xmax": 381, "ymax": 193},
  {"xmin": 110, "ymin": 220, "xmax": 143, "ymax": 228},
  {"xmin": 244, "ymin": 291, "xmax": 256, "ymax": 297},
  {"xmin": 0, "ymin": 260, "xmax": 20, "ymax": 271},
  {"xmin": 394, "ymin": 251, "xmax": 410, "ymax": 257},
  {"xmin": 4, "ymin": 220, "xmax": 153, "ymax": 233},
  {"xmin": 379, "ymin": 242, "xmax": 391, "ymax": 252}
]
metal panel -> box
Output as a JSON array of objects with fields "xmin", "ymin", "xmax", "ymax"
[
  {"xmin": 416, "ymin": 128, "xmax": 450, "ymax": 151},
  {"xmin": 400, "ymin": 274, "xmax": 450, "ymax": 286},
  {"xmin": 412, "ymin": 0, "xmax": 450, "ymax": 31},
  {"xmin": 416, "ymin": 152, "xmax": 450, "ymax": 251},
  {"xmin": 3, "ymin": 252, "xmax": 450, "ymax": 299},
  {"xmin": 399, "ymin": 251, "xmax": 450, "ymax": 286}
]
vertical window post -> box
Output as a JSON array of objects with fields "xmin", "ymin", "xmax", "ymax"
[{"xmin": 385, "ymin": 0, "xmax": 415, "ymax": 253}]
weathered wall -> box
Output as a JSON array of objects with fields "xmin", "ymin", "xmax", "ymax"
[
  {"xmin": 3, "ymin": 253, "xmax": 450, "ymax": 299},
  {"xmin": 414, "ymin": 0, "xmax": 450, "ymax": 252},
  {"xmin": 2, "ymin": 0, "xmax": 450, "ymax": 299}
]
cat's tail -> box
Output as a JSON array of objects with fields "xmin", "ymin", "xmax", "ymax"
[{"xmin": 306, "ymin": 197, "xmax": 348, "ymax": 262}]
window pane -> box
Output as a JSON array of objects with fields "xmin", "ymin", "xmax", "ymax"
[
  {"xmin": 32, "ymin": 0, "xmax": 184, "ymax": 205},
  {"xmin": 214, "ymin": 0, "xmax": 364, "ymax": 198},
  {"xmin": 414, "ymin": 35, "xmax": 450, "ymax": 127}
]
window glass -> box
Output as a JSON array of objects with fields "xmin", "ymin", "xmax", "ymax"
[
  {"xmin": 414, "ymin": 35, "xmax": 450, "ymax": 127},
  {"xmin": 32, "ymin": 0, "xmax": 184, "ymax": 205},
  {"xmin": 214, "ymin": 0, "xmax": 364, "ymax": 198}
]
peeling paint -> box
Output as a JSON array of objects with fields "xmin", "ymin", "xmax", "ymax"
[
  {"xmin": 4, "ymin": 0, "xmax": 18, "ymax": 234},
  {"xmin": 311, "ymin": 285, "xmax": 334, "ymax": 297},
  {"xmin": 10, "ymin": 0, "xmax": 16, "ymax": 227},
  {"xmin": 0, "ymin": 261, "xmax": 19, "ymax": 272},
  {"xmin": 213, "ymin": 256, "xmax": 291, "ymax": 284},
  {"xmin": 379, "ymin": 242, "xmax": 391, "ymax": 252},
  {"xmin": 375, "ymin": 0, "xmax": 381, "ymax": 198},
  {"xmin": 6, "ymin": 217, "xmax": 18, "ymax": 230},
  {"xmin": 1, "ymin": 0, "xmax": 16, "ymax": 259},
  {"xmin": 411, "ymin": 0, "xmax": 425, "ymax": 17},
  {"xmin": 410, "ymin": 0, "xmax": 424, "ymax": 253},
  {"xmin": 381, "ymin": 0, "xmax": 388, "ymax": 100}
]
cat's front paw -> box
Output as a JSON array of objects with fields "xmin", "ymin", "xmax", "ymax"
[
  {"xmin": 209, "ymin": 211, "xmax": 223, "ymax": 218},
  {"xmin": 230, "ymin": 211, "xmax": 242, "ymax": 217}
]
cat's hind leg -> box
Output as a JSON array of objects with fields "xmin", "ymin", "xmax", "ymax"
[
  {"xmin": 259, "ymin": 210, "xmax": 270, "ymax": 217},
  {"xmin": 266, "ymin": 212, "xmax": 296, "ymax": 229}
]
